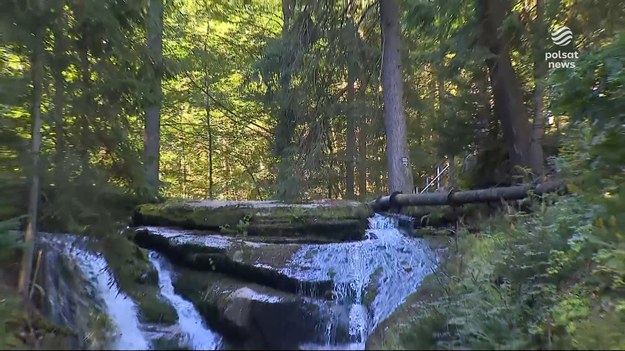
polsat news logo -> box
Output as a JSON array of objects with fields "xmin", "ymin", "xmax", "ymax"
[{"xmin": 545, "ymin": 26, "xmax": 578, "ymax": 69}]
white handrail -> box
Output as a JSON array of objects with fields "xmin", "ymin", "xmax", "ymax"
[{"xmin": 420, "ymin": 163, "xmax": 450, "ymax": 193}]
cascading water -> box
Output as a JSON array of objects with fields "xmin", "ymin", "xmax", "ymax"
[
  {"xmin": 284, "ymin": 214, "xmax": 438, "ymax": 350},
  {"xmin": 39, "ymin": 234, "xmax": 150, "ymax": 350},
  {"xmin": 149, "ymin": 252, "xmax": 222, "ymax": 350}
]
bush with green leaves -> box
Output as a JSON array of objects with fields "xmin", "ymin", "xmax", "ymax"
[{"xmin": 395, "ymin": 33, "xmax": 625, "ymax": 350}]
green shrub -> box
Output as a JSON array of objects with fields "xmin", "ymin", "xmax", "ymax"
[{"xmin": 394, "ymin": 34, "xmax": 625, "ymax": 350}]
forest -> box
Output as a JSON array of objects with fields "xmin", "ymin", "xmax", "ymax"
[{"xmin": 1, "ymin": 0, "xmax": 625, "ymax": 349}]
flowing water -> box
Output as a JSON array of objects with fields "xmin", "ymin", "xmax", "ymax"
[
  {"xmin": 284, "ymin": 214, "xmax": 438, "ymax": 349},
  {"xmin": 149, "ymin": 251, "xmax": 222, "ymax": 350},
  {"xmin": 38, "ymin": 234, "xmax": 222, "ymax": 350},
  {"xmin": 39, "ymin": 234, "xmax": 150, "ymax": 350},
  {"xmin": 37, "ymin": 213, "xmax": 436, "ymax": 350}
]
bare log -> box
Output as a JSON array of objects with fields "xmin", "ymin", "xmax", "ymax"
[{"xmin": 370, "ymin": 181, "xmax": 565, "ymax": 212}]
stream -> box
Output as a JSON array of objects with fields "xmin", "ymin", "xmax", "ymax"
[
  {"xmin": 149, "ymin": 252, "xmax": 222, "ymax": 349},
  {"xmin": 36, "ymin": 214, "xmax": 438, "ymax": 350}
]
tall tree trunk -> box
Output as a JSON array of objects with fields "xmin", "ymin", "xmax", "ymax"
[
  {"xmin": 475, "ymin": 67, "xmax": 495, "ymax": 151},
  {"xmin": 373, "ymin": 110, "xmax": 385, "ymax": 195},
  {"xmin": 206, "ymin": 104, "xmax": 213, "ymax": 199},
  {"xmin": 478, "ymin": 0, "xmax": 532, "ymax": 178},
  {"xmin": 52, "ymin": 0, "xmax": 66, "ymax": 188},
  {"xmin": 436, "ymin": 37, "xmax": 454, "ymax": 188},
  {"xmin": 77, "ymin": 22, "xmax": 91, "ymax": 174},
  {"xmin": 345, "ymin": 62, "xmax": 356, "ymax": 199},
  {"xmin": 529, "ymin": 0, "xmax": 546, "ymax": 179},
  {"xmin": 357, "ymin": 114, "xmax": 368, "ymax": 200},
  {"xmin": 203, "ymin": 11, "xmax": 214, "ymax": 199},
  {"xmin": 275, "ymin": 0, "xmax": 298, "ymax": 201},
  {"xmin": 145, "ymin": 0, "xmax": 163, "ymax": 193},
  {"xmin": 180, "ymin": 112, "xmax": 187, "ymax": 198},
  {"xmin": 380, "ymin": 0, "xmax": 414, "ymax": 194},
  {"xmin": 357, "ymin": 52, "xmax": 369, "ymax": 199},
  {"xmin": 18, "ymin": 1, "xmax": 45, "ymax": 296}
]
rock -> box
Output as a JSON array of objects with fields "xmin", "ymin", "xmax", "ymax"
[
  {"xmin": 98, "ymin": 235, "xmax": 178, "ymax": 325},
  {"xmin": 131, "ymin": 199, "xmax": 373, "ymax": 242},
  {"xmin": 364, "ymin": 266, "xmax": 446, "ymax": 349},
  {"xmin": 172, "ymin": 269, "xmax": 348, "ymax": 350},
  {"xmin": 132, "ymin": 227, "xmax": 334, "ymax": 298}
]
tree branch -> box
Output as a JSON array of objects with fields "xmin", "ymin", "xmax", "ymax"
[{"xmin": 180, "ymin": 69, "xmax": 273, "ymax": 139}]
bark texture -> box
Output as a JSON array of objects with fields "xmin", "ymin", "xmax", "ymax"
[
  {"xmin": 478, "ymin": 0, "xmax": 532, "ymax": 177},
  {"xmin": 145, "ymin": 0, "xmax": 164, "ymax": 191},
  {"xmin": 380, "ymin": 0, "xmax": 414, "ymax": 194}
]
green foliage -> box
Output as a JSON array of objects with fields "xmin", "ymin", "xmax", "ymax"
[
  {"xmin": 391, "ymin": 34, "xmax": 625, "ymax": 350},
  {"xmin": 235, "ymin": 215, "xmax": 251, "ymax": 237},
  {"xmin": 0, "ymin": 291, "xmax": 26, "ymax": 349},
  {"xmin": 0, "ymin": 216, "xmax": 26, "ymax": 261}
]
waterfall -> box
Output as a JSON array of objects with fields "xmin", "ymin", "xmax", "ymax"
[
  {"xmin": 148, "ymin": 252, "xmax": 222, "ymax": 350},
  {"xmin": 39, "ymin": 234, "xmax": 150, "ymax": 350},
  {"xmin": 284, "ymin": 214, "xmax": 437, "ymax": 350},
  {"xmin": 35, "ymin": 213, "xmax": 436, "ymax": 350}
]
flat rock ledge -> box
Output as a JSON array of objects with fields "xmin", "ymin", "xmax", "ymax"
[
  {"xmin": 131, "ymin": 227, "xmax": 334, "ymax": 299},
  {"xmin": 131, "ymin": 199, "xmax": 373, "ymax": 242}
]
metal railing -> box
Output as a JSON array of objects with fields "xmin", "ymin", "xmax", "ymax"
[{"xmin": 414, "ymin": 157, "xmax": 453, "ymax": 194}]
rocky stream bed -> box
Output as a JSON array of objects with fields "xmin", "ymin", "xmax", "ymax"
[{"xmin": 35, "ymin": 199, "xmax": 443, "ymax": 350}]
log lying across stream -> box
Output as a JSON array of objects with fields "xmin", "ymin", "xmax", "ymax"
[{"xmin": 370, "ymin": 181, "xmax": 566, "ymax": 213}]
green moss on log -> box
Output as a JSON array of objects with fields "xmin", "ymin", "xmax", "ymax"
[{"xmin": 132, "ymin": 200, "xmax": 373, "ymax": 240}]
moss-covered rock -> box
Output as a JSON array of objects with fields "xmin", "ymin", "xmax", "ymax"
[
  {"xmin": 171, "ymin": 268, "xmax": 345, "ymax": 350},
  {"xmin": 131, "ymin": 200, "xmax": 373, "ymax": 241},
  {"xmin": 100, "ymin": 236, "xmax": 178, "ymax": 325}
]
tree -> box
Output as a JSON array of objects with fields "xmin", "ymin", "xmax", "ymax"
[
  {"xmin": 345, "ymin": 22, "xmax": 357, "ymax": 200},
  {"xmin": 145, "ymin": 0, "xmax": 164, "ymax": 193},
  {"xmin": 17, "ymin": 0, "xmax": 45, "ymax": 297},
  {"xmin": 477, "ymin": 0, "xmax": 532, "ymax": 178},
  {"xmin": 51, "ymin": 0, "xmax": 67, "ymax": 189},
  {"xmin": 380, "ymin": 0, "xmax": 414, "ymax": 194},
  {"xmin": 274, "ymin": 0, "xmax": 299, "ymax": 201},
  {"xmin": 529, "ymin": 0, "xmax": 546, "ymax": 179}
]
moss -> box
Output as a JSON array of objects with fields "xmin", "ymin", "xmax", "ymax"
[
  {"xmin": 364, "ymin": 267, "xmax": 384, "ymax": 307},
  {"xmin": 132, "ymin": 201, "xmax": 373, "ymax": 238},
  {"xmin": 264, "ymin": 204, "xmax": 372, "ymax": 222},
  {"xmin": 152, "ymin": 336, "xmax": 188, "ymax": 350},
  {"xmin": 133, "ymin": 286, "xmax": 178, "ymax": 324},
  {"xmin": 101, "ymin": 236, "xmax": 178, "ymax": 325},
  {"xmin": 134, "ymin": 203, "xmax": 254, "ymax": 229}
]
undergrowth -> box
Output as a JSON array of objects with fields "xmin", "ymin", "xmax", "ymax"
[{"xmin": 391, "ymin": 34, "xmax": 625, "ymax": 350}]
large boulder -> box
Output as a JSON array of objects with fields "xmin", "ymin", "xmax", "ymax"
[
  {"xmin": 172, "ymin": 269, "xmax": 348, "ymax": 350},
  {"xmin": 131, "ymin": 199, "xmax": 373, "ymax": 242},
  {"xmin": 131, "ymin": 227, "xmax": 334, "ymax": 298}
]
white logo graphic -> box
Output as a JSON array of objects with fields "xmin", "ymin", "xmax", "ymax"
[{"xmin": 551, "ymin": 26, "xmax": 573, "ymax": 46}]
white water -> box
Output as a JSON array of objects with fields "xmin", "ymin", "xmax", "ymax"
[
  {"xmin": 283, "ymin": 214, "xmax": 438, "ymax": 349},
  {"xmin": 149, "ymin": 252, "xmax": 222, "ymax": 350},
  {"xmin": 123, "ymin": 213, "xmax": 437, "ymax": 350},
  {"xmin": 41, "ymin": 234, "xmax": 150, "ymax": 350}
]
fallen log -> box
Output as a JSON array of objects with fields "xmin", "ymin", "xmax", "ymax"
[{"xmin": 370, "ymin": 181, "xmax": 566, "ymax": 212}]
